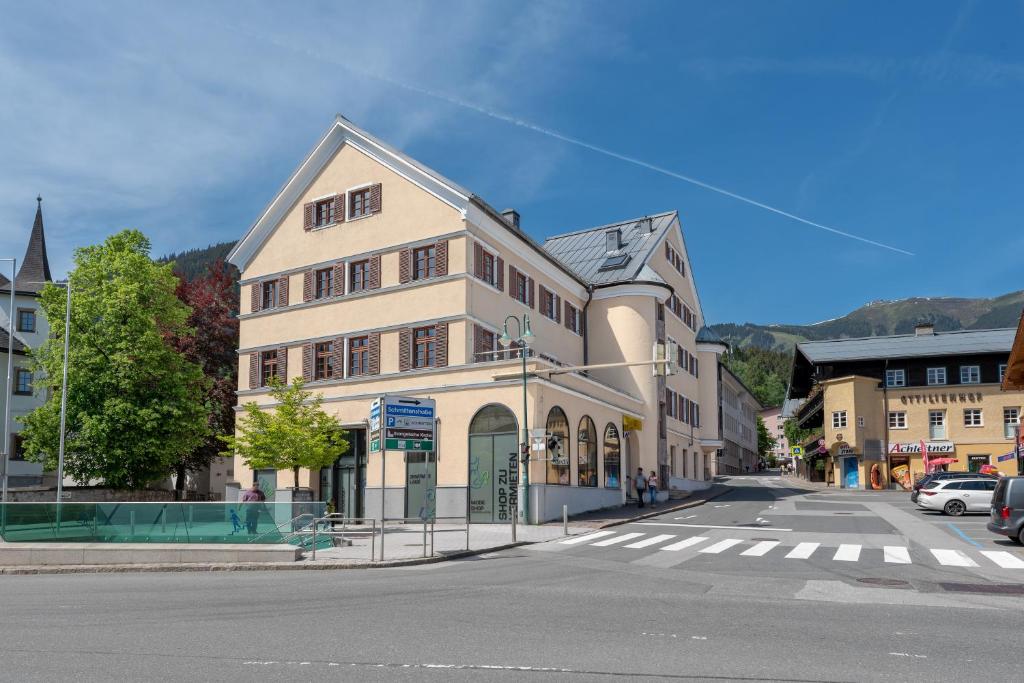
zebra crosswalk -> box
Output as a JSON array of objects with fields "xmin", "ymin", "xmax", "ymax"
[{"xmin": 554, "ymin": 531, "xmax": 1024, "ymax": 571}]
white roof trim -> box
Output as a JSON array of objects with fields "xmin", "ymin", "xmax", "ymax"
[{"xmin": 228, "ymin": 118, "xmax": 472, "ymax": 272}]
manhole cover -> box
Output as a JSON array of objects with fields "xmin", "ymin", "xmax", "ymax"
[
  {"xmin": 857, "ymin": 578, "xmax": 910, "ymax": 587},
  {"xmin": 940, "ymin": 583, "xmax": 1024, "ymax": 596}
]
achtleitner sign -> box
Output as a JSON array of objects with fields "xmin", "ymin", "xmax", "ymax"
[{"xmin": 889, "ymin": 441, "xmax": 954, "ymax": 455}]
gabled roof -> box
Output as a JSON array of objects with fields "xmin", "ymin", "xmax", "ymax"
[
  {"xmin": 797, "ymin": 328, "xmax": 1015, "ymax": 363},
  {"xmin": 0, "ymin": 324, "xmax": 27, "ymax": 354},
  {"xmin": 541, "ymin": 211, "xmax": 676, "ymax": 286},
  {"xmin": 15, "ymin": 197, "xmax": 52, "ymax": 293}
]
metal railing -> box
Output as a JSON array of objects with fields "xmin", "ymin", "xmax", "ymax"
[{"xmin": 309, "ymin": 515, "xmax": 378, "ymax": 561}]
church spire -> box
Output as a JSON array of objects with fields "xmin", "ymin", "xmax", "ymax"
[{"xmin": 14, "ymin": 195, "xmax": 52, "ymax": 292}]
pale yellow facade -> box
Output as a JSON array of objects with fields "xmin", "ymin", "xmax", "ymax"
[{"xmin": 223, "ymin": 117, "xmax": 723, "ymax": 522}]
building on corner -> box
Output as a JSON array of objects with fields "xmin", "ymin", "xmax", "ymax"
[
  {"xmin": 786, "ymin": 323, "xmax": 1022, "ymax": 490},
  {"xmin": 224, "ymin": 116, "xmax": 724, "ymax": 522},
  {"xmin": 759, "ymin": 405, "xmax": 790, "ymax": 466},
  {"xmin": 717, "ymin": 361, "xmax": 763, "ymax": 474}
]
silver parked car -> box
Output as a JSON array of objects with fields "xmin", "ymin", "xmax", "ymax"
[{"xmin": 915, "ymin": 477, "xmax": 998, "ymax": 516}]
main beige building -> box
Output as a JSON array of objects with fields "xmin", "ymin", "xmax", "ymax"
[{"xmin": 226, "ymin": 116, "xmax": 724, "ymax": 522}]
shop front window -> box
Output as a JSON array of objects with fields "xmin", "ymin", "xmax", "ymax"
[
  {"xmin": 603, "ymin": 423, "xmax": 621, "ymax": 488},
  {"xmin": 545, "ymin": 407, "xmax": 570, "ymax": 485},
  {"xmin": 577, "ymin": 416, "xmax": 597, "ymax": 487}
]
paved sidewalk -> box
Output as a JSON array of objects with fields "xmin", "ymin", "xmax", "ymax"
[{"xmin": 547, "ymin": 484, "xmax": 729, "ymax": 529}]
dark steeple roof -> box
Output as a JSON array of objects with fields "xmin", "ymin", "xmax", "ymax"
[{"xmin": 13, "ymin": 196, "xmax": 52, "ymax": 293}]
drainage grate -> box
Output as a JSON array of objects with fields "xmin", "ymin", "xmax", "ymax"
[
  {"xmin": 940, "ymin": 583, "xmax": 1024, "ymax": 596},
  {"xmin": 857, "ymin": 577, "xmax": 910, "ymax": 587}
]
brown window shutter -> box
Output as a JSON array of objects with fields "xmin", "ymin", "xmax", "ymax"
[
  {"xmin": 248, "ymin": 353, "xmax": 259, "ymax": 389},
  {"xmin": 276, "ymin": 346, "xmax": 288, "ymax": 383},
  {"xmin": 508, "ymin": 265, "xmax": 518, "ymax": 298},
  {"xmin": 369, "ymin": 255, "xmax": 381, "ymax": 289},
  {"xmin": 474, "ymin": 243, "xmax": 484, "ymax": 279},
  {"xmin": 302, "ymin": 343, "xmax": 313, "ymax": 381},
  {"xmin": 399, "ymin": 248, "xmax": 411, "ymax": 284},
  {"xmin": 398, "ymin": 328, "xmax": 412, "ymax": 372},
  {"xmin": 333, "ymin": 263, "xmax": 345, "ymax": 296},
  {"xmin": 303, "ymin": 271, "xmax": 313, "ymax": 302},
  {"xmin": 435, "ymin": 322, "xmax": 448, "ymax": 368},
  {"xmin": 333, "ymin": 194, "xmax": 346, "ymax": 223},
  {"xmin": 564, "ymin": 301, "xmax": 572, "ymax": 330},
  {"xmin": 527, "ymin": 277, "xmax": 535, "ymax": 309},
  {"xmin": 496, "ymin": 257, "xmax": 504, "ymax": 292},
  {"xmin": 554, "ymin": 295, "xmax": 561, "ymax": 324},
  {"xmin": 435, "ymin": 240, "xmax": 448, "ymax": 276},
  {"xmin": 278, "ymin": 275, "xmax": 289, "ymax": 306},
  {"xmin": 473, "ymin": 324, "xmax": 483, "ymax": 363},
  {"xmin": 250, "ymin": 283, "xmax": 261, "ymax": 313},
  {"xmin": 368, "ymin": 333, "xmax": 380, "ymax": 375},
  {"xmin": 369, "ymin": 183, "xmax": 382, "ymax": 214},
  {"xmin": 333, "ymin": 337, "xmax": 344, "ymax": 378},
  {"xmin": 303, "ymin": 202, "xmax": 314, "ymax": 231}
]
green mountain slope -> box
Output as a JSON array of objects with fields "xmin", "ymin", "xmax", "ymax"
[
  {"xmin": 159, "ymin": 241, "xmax": 237, "ymax": 282},
  {"xmin": 712, "ymin": 290, "xmax": 1024, "ymax": 353}
]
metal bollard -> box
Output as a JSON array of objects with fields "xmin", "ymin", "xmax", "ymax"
[
  {"xmin": 422, "ymin": 520, "xmax": 427, "ymax": 558},
  {"xmin": 430, "ymin": 521, "xmax": 435, "ymax": 556},
  {"xmin": 370, "ymin": 520, "xmax": 376, "ymax": 562},
  {"xmin": 563, "ymin": 505, "xmax": 568, "ymax": 535}
]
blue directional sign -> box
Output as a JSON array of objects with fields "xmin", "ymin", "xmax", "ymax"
[{"xmin": 370, "ymin": 397, "xmax": 436, "ymax": 452}]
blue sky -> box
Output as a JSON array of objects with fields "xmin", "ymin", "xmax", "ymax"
[{"xmin": 2, "ymin": 1, "xmax": 1022, "ymax": 325}]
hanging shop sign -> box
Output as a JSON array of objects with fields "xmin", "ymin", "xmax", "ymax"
[
  {"xmin": 622, "ymin": 415, "xmax": 643, "ymax": 432},
  {"xmin": 889, "ymin": 441, "xmax": 954, "ymax": 455}
]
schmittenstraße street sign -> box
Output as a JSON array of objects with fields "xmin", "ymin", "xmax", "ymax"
[{"xmin": 370, "ymin": 396, "xmax": 436, "ymax": 452}]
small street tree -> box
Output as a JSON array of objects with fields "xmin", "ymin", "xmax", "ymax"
[
  {"xmin": 221, "ymin": 379, "xmax": 349, "ymax": 487},
  {"xmin": 757, "ymin": 416, "xmax": 777, "ymax": 463},
  {"xmin": 168, "ymin": 260, "xmax": 239, "ymax": 499},
  {"xmin": 21, "ymin": 230, "xmax": 210, "ymax": 489}
]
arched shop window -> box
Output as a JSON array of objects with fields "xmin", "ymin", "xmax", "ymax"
[
  {"xmin": 546, "ymin": 406, "xmax": 570, "ymax": 485},
  {"xmin": 469, "ymin": 404, "xmax": 518, "ymax": 435},
  {"xmin": 603, "ymin": 424, "xmax": 621, "ymax": 488},
  {"xmin": 577, "ymin": 416, "xmax": 597, "ymax": 487}
]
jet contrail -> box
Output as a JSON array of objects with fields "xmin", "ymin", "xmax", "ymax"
[{"xmin": 238, "ymin": 27, "xmax": 915, "ymax": 257}]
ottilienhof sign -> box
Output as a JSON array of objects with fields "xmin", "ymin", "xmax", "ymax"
[{"xmin": 898, "ymin": 392, "xmax": 983, "ymax": 405}]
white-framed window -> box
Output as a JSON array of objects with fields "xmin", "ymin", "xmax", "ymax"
[
  {"xmin": 832, "ymin": 411, "xmax": 847, "ymax": 429},
  {"xmin": 885, "ymin": 369, "xmax": 906, "ymax": 387},
  {"xmin": 963, "ymin": 408, "xmax": 983, "ymax": 427},
  {"xmin": 888, "ymin": 411, "xmax": 907, "ymax": 429},
  {"xmin": 1005, "ymin": 407, "xmax": 1020, "ymax": 440},
  {"xmin": 929, "ymin": 410, "xmax": 946, "ymax": 439},
  {"xmin": 960, "ymin": 365, "xmax": 981, "ymax": 384},
  {"xmin": 926, "ymin": 367, "xmax": 947, "ymax": 386},
  {"xmin": 999, "ymin": 364, "xmax": 1008, "ymax": 383}
]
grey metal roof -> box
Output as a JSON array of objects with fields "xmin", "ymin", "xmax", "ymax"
[
  {"xmin": 797, "ymin": 328, "xmax": 1016, "ymax": 363},
  {"xmin": 780, "ymin": 398, "xmax": 804, "ymax": 419},
  {"xmin": 542, "ymin": 211, "xmax": 677, "ymax": 285},
  {"xmin": 696, "ymin": 326, "xmax": 727, "ymax": 345},
  {"xmin": 0, "ymin": 324, "xmax": 27, "ymax": 354}
]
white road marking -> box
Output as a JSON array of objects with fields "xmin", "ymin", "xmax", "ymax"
[
  {"xmin": 673, "ymin": 514, "xmax": 697, "ymax": 520},
  {"xmin": 741, "ymin": 541, "xmax": 780, "ymax": 557},
  {"xmin": 833, "ymin": 544, "xmax": 861, "ymax": 562},
  {"xmin": 559, "ymin": 531, "xmax": 614, "ymax": 545},
  {"xmin": 699, "ymin": 538, "xmax": 744, "ymax": 554},
  {"xmin": 713, "ymin": 504, "xmax": 731, "ymax": 508},
  {"xmin": 591, "ymin": 532, "xmax": 645, "ymax": 547},
  {"xmin": 659, "ymin": 536, "xmax": 709, "ymax": 551},
  {"xmin": 931, "ymin": 549, "xmax": 978, "ymax": 567},
  {"xmin": 888, "ymin": 652, "xmax": 927, "ymax": 659},
  {"xmin": 786, "ymin": 543, "xmax": 820, "ymax": 559},
  {"xmin": 883, "ymin": 546, "xmax": 912, "ymax": 564},
  {"xmin": 624, "ymin": 534, "xmax": 676, "ymax": 549},
  {"xmin": 636, "ymin": 522, "xmax": 793, "ymax": 531},
  {"xmin": 980, "ymin": 551, "xmax": 1024, "ymax": 569}
]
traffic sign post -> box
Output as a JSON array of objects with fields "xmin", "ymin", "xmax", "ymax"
[{"xmin": 370, "ymin": 396, "xmax": 437, "ymax": 561}]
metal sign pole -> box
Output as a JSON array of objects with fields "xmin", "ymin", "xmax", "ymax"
[{"xmin": 378, "ymin": 396, "xmax": 385, "ymax": 562}]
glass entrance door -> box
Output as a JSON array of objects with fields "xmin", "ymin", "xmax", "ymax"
[
  {"xmin": 469, "ymin": 433, "xmax": 518, "ymax": 523},
  {"xmin": 406, "ymin": 452, "xmax": 437, "ymax": 521}
]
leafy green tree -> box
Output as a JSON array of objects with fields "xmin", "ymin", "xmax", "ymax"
[
  {"xmin": 721, "ymin": 346, "xmax": 790, "ymax": 407},
  {"xmin": 783, "ymin": 418, "xmax": 816, "ymax": 450},
  {"xmin": 757, "ymin": 416, "xmax": 776, "ymax": 459},
  {"xmin": 221, "ymin": 379, "xmax": 349, "ymax": 486},
  {"xmin": 21, "ymin": 230, "xmax": 210, "ymax": 489}
]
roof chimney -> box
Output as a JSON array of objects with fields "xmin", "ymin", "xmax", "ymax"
[
  {"xmin": 605, "ymin": 228, "xmax": 621, "ymax": 253},
  {"xmin": 501, "ymin": 208, "xmax": 520, "ymax": 229},
  {"xmin": 914, "ymin": 322, "xmax": 935, "ymax": 336}
]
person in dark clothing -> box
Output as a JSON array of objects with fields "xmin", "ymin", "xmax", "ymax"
[
  {"xmin": 240, "ymin": 483, "xmax": 266, "ymax": 535},
  {"xmin": 635, "ymin": 467, "xmax": 646, "ymax": 508}
]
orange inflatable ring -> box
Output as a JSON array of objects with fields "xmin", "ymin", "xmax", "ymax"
[{"xmin": 870, "ymin": 463, "xmax": 882, "ymax": 490}]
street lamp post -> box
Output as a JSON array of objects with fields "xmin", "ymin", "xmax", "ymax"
[
  {"xmin": 1, "ymin": 257, "xmax": 16, "ymax": 503},
  {"xmin": 498, "ymin": 314, "xmax": 534, "ymax": 529}
]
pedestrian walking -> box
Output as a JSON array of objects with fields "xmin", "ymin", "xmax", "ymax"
[
  {"xmin": 648, "ymin": 470, "xmax": 659, "ymax": 507},
  {"xmin": 635, "ymin": 467, "xmax": 646, "ymax": 508},
  {"xmin": 240, "ymin": 482, "xmax": 266, "ymax": 535}
]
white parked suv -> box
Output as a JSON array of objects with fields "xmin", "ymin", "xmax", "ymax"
[{"xmin": 916, "ymin": 478, "xmax": 998, "ymax": 516}]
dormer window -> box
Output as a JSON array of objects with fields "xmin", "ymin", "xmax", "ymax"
[{"xmin": 605, "ymin": 229, "xmax": 621, "ymax": 252}]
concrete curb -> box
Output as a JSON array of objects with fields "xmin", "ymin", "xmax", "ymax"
[
  {"xmin": 0, "ymin": 488, "xmax": 735, "ymax": 576},
  {"xmin": 596, "ymin": 485, "xmax": 731, "ymax": 529}
]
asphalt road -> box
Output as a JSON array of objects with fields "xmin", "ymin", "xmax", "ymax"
[{"xmin": 0, "ymin": 473, "xmax": 1020, "ymax": 682}]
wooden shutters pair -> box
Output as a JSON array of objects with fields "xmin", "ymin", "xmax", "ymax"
[
  {"xmin": 302, "ymin": 194, "xmax": 347, "ymax": 231},
  {"xmin": 302, "ymin": 263, "xmax": 348, "ymax": 302},
  {"xmin": 400, "ymin": 240, "xmax": 448, "ymax": 284},
  {"xmin": 249, "ymin": 276, "xmax": 288, "ymax": 312},
  {"xmin": 473, "ymin": 324, "xmax": 498, "ymax": 363},
  {"xmin": 398, "ymin": 322, "xmax": 448, "ymax": 372}
]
